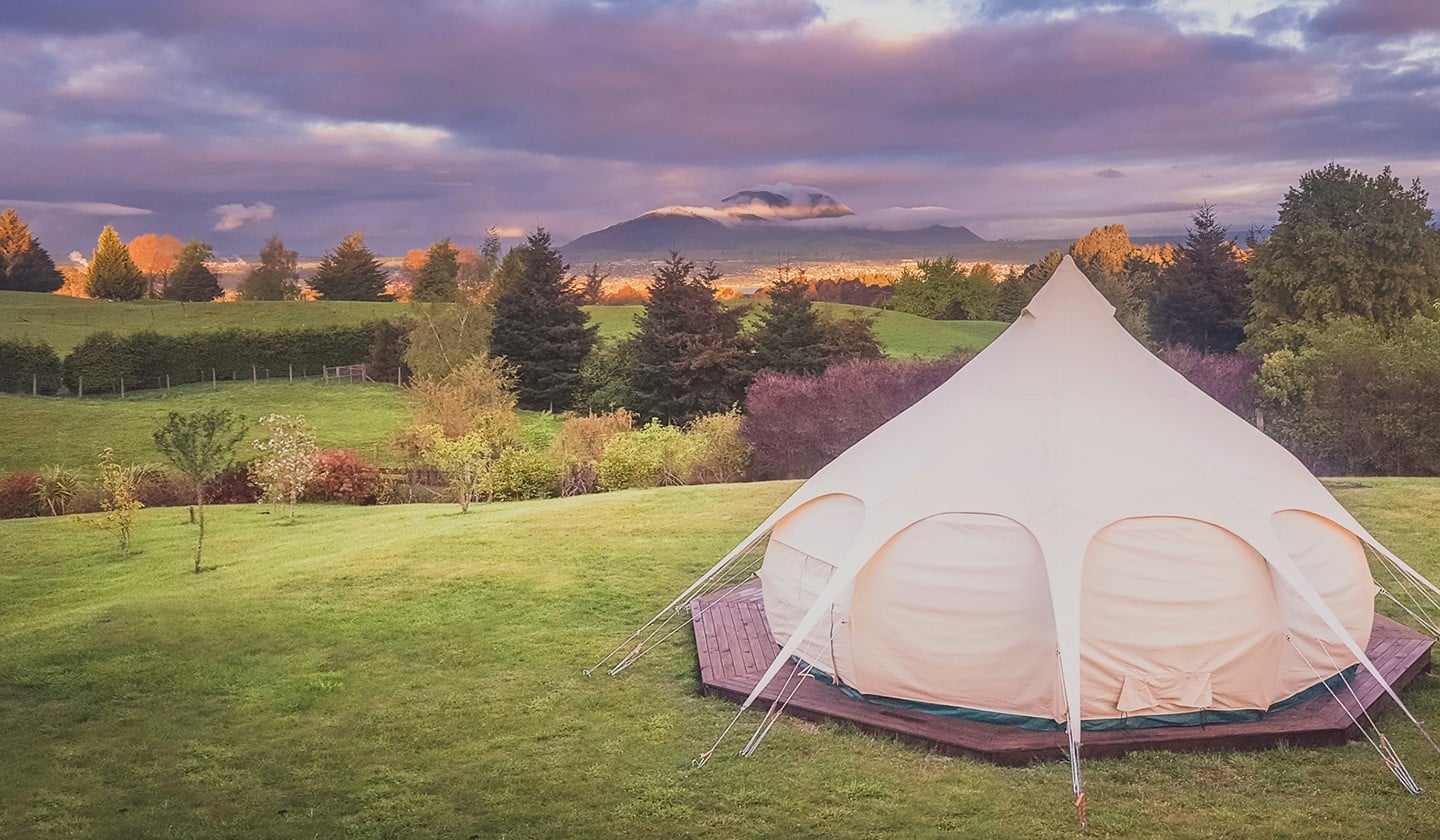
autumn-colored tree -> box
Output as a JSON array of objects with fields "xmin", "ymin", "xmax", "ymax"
[
  {"xmin": 161, "ymin": 239, "xmax": 222, "ymax": 302},
  {"xmin": 127, "ymin": 233, "xmax": 183, "ymax": 298},
  {"xmin": 310, "ymin": 231, "xmax": 389, "ymax": 301},
  {"xmin": 412, "ymin": 238, "xmax": 461, "ymax": 302},
  {"xmin": 86, "ymin": 226, "xmax": 146, "ymax": 300},
  {"xmin": 56, "ymin": 266, "xmax": 89, "ymax": 297},
  {"xmin": 0, "ymin": 207, "xmax": 64, "ymax": 293},
  {"xmin": 1069, "ymin": 224, "xmax": 1135, "ymax": 280},
  {"xmin": 239, "ymin": 235, "xmax": 301, "ymax": 300}
]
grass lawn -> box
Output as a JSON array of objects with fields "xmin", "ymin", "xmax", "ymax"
[
  {"xmin": 2, "ymin": 478, "xmax": 1438, "ymax": 838},
  {"xmin": 0, "ymin": 380, "xmax": 563, "ymax": 473}
]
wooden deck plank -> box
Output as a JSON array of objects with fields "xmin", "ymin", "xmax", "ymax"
[{"xmin": 689, "ymin": 581, "xmax": 1434, "ymax": 765}]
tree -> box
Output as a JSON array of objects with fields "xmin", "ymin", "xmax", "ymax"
[
  {"xmin": 309, "ymin": 231, "xmax": 389, "ymax": 301},
  {"xmin": 889, "ymin": 258, "xmax": 997, "ymax": 320},
  {"xmin": 239, "ymin": 235, "xmax": 300, "ymax": 300},
  {"xmin": 79, "ymin": 448, "xmax": 149, "ymax": 555},
  {"xmin": 574, "ymin": 263, "xmax": 608, "ymax": 305},
  {"xmin": 161, "ymin": 239, "xmax": 222, "ymax": 302},
  {"xmin": 1246, "ymin": 164, "xmax": 1440, "ymax": 353},
  {"xmin": 1148, "ymin": 204, "xmax": 1250, "ymax": 352},
  {"xmin": 488, "ymin": 228, "xmax": 598, "ymax": 410},
  {"xmin": 249, "ymin": 414, "xmax": 319, "ymax": 522},
  {"xmin": 752, "ymin": 268, "xmax": 827, "ymax": 374},
  {"xmin": 0, "ymin": 207, "xmax": 64, "ymax": 293},
  {"xmin": 412, "ymin": 238, "xmax": 460, "ymax": 302},
  {"xmin": 994, "ymin": 250, "xmax": 1063, "ymax": 321},
  {"xmin": 627, "ymin": 253, "xmax": 752, "ymax": 425},
  {"xmin": 127, "ymin": 233, "xmax": 183, "ymax": 298},
  {"xmin": 153, "ymin": 410, "xmax": 247, "ymax": 573},
  {"xmin": 86, "ymin": 226, "xmax": 146, "ymax": 300},
  {"xmin": 1070, "ymin": 224, "xmax": 1134, "ymax": 281},
  {"xmin": 419, "ymin": 415, "xmax": 520, "ymax": 513}
]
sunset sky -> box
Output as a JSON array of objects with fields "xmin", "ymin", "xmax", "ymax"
[{"xmin": 1, "ymin": 0, "xmax": 1437, "ymax": 258}]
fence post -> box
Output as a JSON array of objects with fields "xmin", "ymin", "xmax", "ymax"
[
  {"xmin": 78, "ymin": 376, "xmax": 83, "ymax": 398},
  {"xmin": 252, "ymin": 365, "xmax": 257, "ymax": 383},
  {"xmin": 289, "ymin": 364, "xmax": 293, "ymax": 382},
  {"xmin": 166, "ymin": 374, "xmax": 171, "ymax": 393},
  {"xmin": 212, "ymin": 368, "xmax": 217, "ymax": 389},
  {"xmin": 119, "ymin": 377, "xmax": 125, "ymax": 398},
  {"xmin": 32, "ymin": 374, "xmax": 36, "ymax": 396}
]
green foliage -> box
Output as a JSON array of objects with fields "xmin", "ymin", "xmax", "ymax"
[
  {"xmin": 1148, "ymin": 205, "xmax": 1249, "ymax": 352},
  {"xmin": 404, "ymin": 302, "xmax": 492, "ymax": 381},
  {"xmin": 628, "ymin": 253, "xmax": 751, "ymax": 425},
  {"xmin": 86, "ymin": 225, "xmax": 146, "ymax": 300},
  {"xmin": 889, "ymin": 258, "xmax": 997, "ymax": 320},
  {"xmin": 76, "ymin": 448, "xmax": 146, "ymax": 554},
  {"xmin": 683, "ymin": 409, "xmax": 752, "ymax": 484},
  {"xmin": 994, "ymin": 250, "xmax": 1063, "ymax": 321},
  {"xmin": 1246, "ymin": 164, "xmax": 1440, "ymax": 353},
  {"xmin": 239, "ymin": 235, "xmax": 300, "ymax": 301},
  {"xmin": 161, "ymin": 239, "xmax": 222, "ymax": 302},
  {"xmin": 818, "ymin": 310, "xmax": 884, "ymax": 364},
  {"xmin": 250, "ymin": 414, "xmax": 319, "ymax": 521},
  {"xmin": 0, "ymin": 339, "xmax": 62, "ymax": 394},
  {"xmin": 153, "ymin": 409, "xmax": 248, "ymax": 571},
  {"xmin": 35, "ymin": 464, "xmax": 83, "ymax": 516},
  {"xmin": 489, "ymin": 229, "xmax": 598, "ymax": 410},
  {"xmin": 0, "ymin": 207, "xmax": 63, "ymax": 293},
  {"xmin": 753, "ymin": 270, "xmax": 827, "ymax": 374},
  {"xmin": 419, "ymin": 415, "xmax": 519, "ymax": 512},
  {"xmin": 412, "ymin": 238, "xmax": 461, "ymax": 302},
  {"xmin": 596, "ymin": 419, "xmax": 688, "ymax": 490},
  {"xmin": 574, "ymin": 263, "xmax": 608, "ymax": 305},
  {"xmin": 1257, "ymin": 312, "xmax": 1440, "ymax": 474},
  {"xmin": 575, "ymin": 339, "xmax": 637, "ymax": 413},
  {"xmin": 310, "ymin": 231, "xmax": 389, "ymax": 301},
  {"xmin": 405, "ymin": 355, "xmax": 518, "ymax": 440},
  {"xmin": 489, "ymin": 448, "xmax": 562, "ymax": 501}
]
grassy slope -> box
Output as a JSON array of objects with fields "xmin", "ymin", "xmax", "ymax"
[
  {"xmin": 2, "ymin": 479, "xmax": 1439, "ymax": 838},
  {"xmin": 584, "ymin": 302, "xmax": 1004, "ymax": 359}
]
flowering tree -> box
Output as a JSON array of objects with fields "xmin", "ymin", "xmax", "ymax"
[{"xmin": 250, "ymin": 414, "xmax": 319, "ymax": 521}]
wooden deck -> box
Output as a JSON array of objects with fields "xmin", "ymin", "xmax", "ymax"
[{"xmin": 689, "ymin": 580, "xmax": 1435, "ymax": 765}]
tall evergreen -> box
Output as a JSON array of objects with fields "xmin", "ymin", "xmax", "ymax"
[
  {"xmin": 1148, "ymin": 205, "xmax": 1250, "ymax": 352},
  {"xmin": 86, "ymin": 225, "xmax": 146, "ymax": 300},
  {"xmin": 239, "ymin": 235, "xmax": 300, "ymax": 300},
  {"xmin": 628, "ymin": 252, "xmax": 752, "ymax": 425},
  {"xmin": 162, "ymin": 239, "xmax": 222, "ymax": 302},
  {"xmin": 310, "ymin": 231, "xmax": 389, "ymax": 301},
  {"xmin": 0, "ymin": 207, "xmax": 64, "ymax": 293},
  {"xmin": 752, "ymin": 271, "xmax": 827, "ymax": 374},
  {"xmin": 412, "ymin": 238, "xmax": 460, "ymax": 302},
  {"xmin": 488, "ymin": 228, "xmax": 598, "ymax": 410}
]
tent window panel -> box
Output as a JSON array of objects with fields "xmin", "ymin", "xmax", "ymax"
[
  {"xmin": 1081, "ymin": 517, "xmax": 1284, "ymax": 716},
  {"xmin": 846, "ymin": 513, "xmax": 1060, "ymax": 720}
]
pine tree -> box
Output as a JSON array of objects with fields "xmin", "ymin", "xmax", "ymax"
[
  {"xmin": 0, "ymin": 207, "xmax": 64, "ymax": 293},
  {"xmin": 162, "ymin": 239, "xmax": 222, "ymax": 302},
  {"xmin": 488, "ymin": 228, "xmax": 598, "ymax": 410},
  {"xmin": 310, "ymin": 231, "xmax": 389, "ymax": 301},
  {"xmin": 239, "ymin": 235, "xmax": 300, "ymax": 300},
  {"xmin": 753, "ymin": 269, "xmax": 827, "ymax": 374},
  {"xmin": 1149, "ymin": 204, "xmax": 1250, "ymax": 352},
  {"xmin": 86, "ymin": 225, "xmax": 146, "ymax": 300},
  {"xmin": 628, "ymin": 253, "xmax": 752, "ymax": 425},
  {"xmin": 412, "ymin": 238, "xmax": 460, "ymax": 302},
  {"xmin": 994, "ymin": 249, "xmax": 1063, "ymax": 321}
]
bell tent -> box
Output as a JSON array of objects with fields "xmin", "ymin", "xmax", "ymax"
[{"xmin": 592, "ymin": 256, "xmax": 1440, "ymax": 807}]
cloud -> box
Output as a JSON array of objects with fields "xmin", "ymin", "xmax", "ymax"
[
  {"xmin": 0, "ymin": 198, "xmax": 152, "ymax": 215},
  {"xmin": 68, "ymin": 251, "xmax": 87, "ymax": 267},
  {"xmin": 211, "ymin": 201, "xmax": 275, "ymax": 231},
  {"xmin": 1095, "ymin": 168, "xmax": 1126, "ymax": 179}
]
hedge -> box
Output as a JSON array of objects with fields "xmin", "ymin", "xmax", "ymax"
[{"xmin": 0, "ymin": 339, "xmax": 63, "ymax": 394}]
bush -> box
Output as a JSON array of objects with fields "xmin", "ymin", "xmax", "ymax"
[
  {"xmin": 596, "ymin": 420, "xmax": 689, "ymax": 491},
  {"xmin": 1154, "ymin": 345, "xmax": 1259, "ymax": 420},
  {"xmin": 134, "ymin": 471, "xmax": 193, "ymax": 509},
  {"xmin": 490, "ymin": 448, "xmax": 562, "ymax": 501},
  {"xmin": 0, "ymin": 340, "xmax": 63, "ymax": 394},
  {"xmin": 304, "ymin": 449, "xmax": 381, "ymax": 505},
  {"xmin": 684, "ymin": 410, "xmax": 751, "ymax": 484},
  {"xmin": 35, "ymin": 465, "xmax": 84, "ymax": 515},
  {"xmin": 742, "ymin": 355, "xmax": 971, "ymax": 479},
  {"xmin": 0, "ymin": 471, "xmax": 42, "ymax": 519},
  {"xmin": 203, "ymin": 464, "xmax": 262, "ymax": 504}
]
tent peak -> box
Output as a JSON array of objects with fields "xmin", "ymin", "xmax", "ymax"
[{"xmin": 1021, "ymin": 255, "xmax": 1117, "ymax": 321}]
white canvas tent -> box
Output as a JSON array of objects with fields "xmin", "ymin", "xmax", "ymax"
[{"xmin": 593, "ymin": 256, "xmax": 1440, "ymax": 804}]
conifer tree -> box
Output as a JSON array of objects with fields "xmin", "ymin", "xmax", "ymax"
[
  {"xmin": 86, "ymin": 225, "xmax": 146, "ymax": 300},
  {"xmin": 162, "ymin": 239, "xmax": 222, "ymax": 301},
  {"xmin": 1149, "ymin": 204, "xmax": 1250, "ymax": 352},
  {"xmin": 412, "ymin": 238, "xmax": 460, "ymax": 302},
  {"xmin": 239, "ymin": 235, "xmax": 300, "ymax": 300},
  {"xmin": 310, "ymin": 231, "xmax": 389, "ymax": 301},
  {"xmin": 488, "ymin": 228, "xmax": 598, "ymax": 410},
  {"xmin": 752, "ymin": 269, "xmax": 827, "ymax": 375},
  {"xmin": 0, "ymin": 207, "xmax": 64, "ymax": 293},
  {"xmin": 628, "ymin": 252, "xmax": 752, "ymax": 425}
]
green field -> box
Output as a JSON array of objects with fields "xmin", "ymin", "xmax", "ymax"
[
  {"xmin": 2, "ymin": 479, "xmax": 1438, "ymax": 837},
  {"xmin": 0, "ymin": 291, "xmax": 1002, "ymax": 361}
]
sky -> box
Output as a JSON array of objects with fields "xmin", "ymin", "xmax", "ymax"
[{"xmin": 1, "ymin": 0, "xmax": 1438, "ymax": 259}]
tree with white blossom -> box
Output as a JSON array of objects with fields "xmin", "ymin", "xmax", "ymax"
[{"xmin": 250, "ymin": 414, "xmax": 319, "ymax": 522}]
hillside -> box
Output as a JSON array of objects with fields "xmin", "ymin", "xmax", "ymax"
[{"xmin": 2, "ymin": 480, "xmax": 1439, "ymax": 838}]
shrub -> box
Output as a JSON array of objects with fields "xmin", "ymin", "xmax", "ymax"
[
  {"xmin": 1154, "ymin": 345, "xmax": 1259, "ymax": 420},
  {"xmin": 75, "ymin": 449, "xmax": 146, "ymax": 554},
  {"xmin": 596, "ymin": 420, "xmax": 688, "ymax": 491},
  {"xmin": 305, "ymin": 449, "xmax": 382, "ymax": 505},
  {"xmin": 35, "ymin": 465, "xmax": 84, "ymax": 515},
  {"xmin": 490, "ymin": 449, "xmax": 562, "ymax": 501},
  {"xmin": 0, "ymin": 340, "xmax": 63, "ymax": 394},
  {"xmin": 134, "ymin": 471, "xmax": 193, "ymax": 509},
  {"xmin": 0, "ymin": 471, "xmax": 42, "ymax": 519},
  {"xmin": 684, "ymin": 409, "xmax": 752, "ymax": 484},
  {"xmin": 204, "ymin": 464, "xmax": 263, "ymax": 504},
  {"xmin": 742, "ymin": 355, "xmax": 971, "ymax": 480},
  {"xmin": 406, "ymin": 355, "xmax": 518, "ymax": 440}
]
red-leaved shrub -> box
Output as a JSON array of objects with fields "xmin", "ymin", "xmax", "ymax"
[
  {"xmin": 204, "ymin": 464, "xmax": 263, "ymax": 504},
  {"xmin": 1155, "ymin": 345, "xmax": 1260, "ymax": 421},
  {"xmin": 304, "ymin": 449, "xmax": 381, "ymax": 505},
  {"xmin": 742, "ymin": 355, "xmax": 971, "ymax": 480},
  {"xmin": 0, "ymin": 471, "xmax": 42, "ymax": 519}
]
